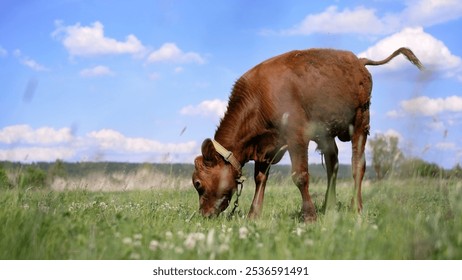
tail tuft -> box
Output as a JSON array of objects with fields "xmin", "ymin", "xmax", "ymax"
[{"xmin": 360, "ymin": 47, "xmax": 424, "ymax": 70}]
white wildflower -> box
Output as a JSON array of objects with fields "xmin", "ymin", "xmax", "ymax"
[
  {"xmin": 99, "ymin": 202, "xmax": 107, "ymax": 210},
  {"xmin": 122, "ymin": 237, "xmax": 133, "ymax": 245},
  {"xmin": 294, "ymin": 227, "xmax": 304, "ymax": 237},
  {"xmin": 184, "ymin": 235, "xmax": 196, "ymax": 250},
  {"xmin": 239, "ymin": 227, "xmax": 249, "ymax": 239},
  {"xmin": 149, "ymin": 240, "xmax": 160, "ymax": 251}
]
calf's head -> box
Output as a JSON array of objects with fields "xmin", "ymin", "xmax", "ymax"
[{"xmin": 192, "ymin": 139, "xmax": 238, "ymax": 217}]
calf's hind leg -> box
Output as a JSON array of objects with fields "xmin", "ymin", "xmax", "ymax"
[
  {"xmin": 351, "ymin": 121, "xmax": 368, "ymax": 213},
  {"xmin": 320, "ymin": 138, "xmax": 339, "ymax": 213}
]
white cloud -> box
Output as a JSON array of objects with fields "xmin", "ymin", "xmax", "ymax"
[
  {"xmin": 147, "ymin": 43, "xmax": 205, "ymax": 64},
  {"xmin": 13, "ymin": 49, "xmax": 49, "ymax": 71},
  {"xmin": 403, "ymin": 0, "xmax": 462, "ymax": 27},
  {"xmin": 52, "ymin": 21, "xmax": 145, "ymax": 57},
  {"xmin": 358, "ymin": 27, "xmax": 462, "ymax": 75},
  {"xmin": 180, "ymin": 99, "xmax": 227, "ymax": 118},
  {"xmin": 400, "ymin": 95, "xmax": 462, "ymax": 116},
  {"xmin": 283, "ymin": 5, "xmax": 388, "ymax": 35},
  {"xmin": 386, "ymin": 110, "xmax": 402, "ymax": 118},
  {"xmin": 280, "ymin": 1, "xmax": 462, "ymax": 36},
  {"xmin": 87, "ymin": 129, "xmax": 196, "ymax": 154},
  {"xmin": 0, "ymin": 125, "xmax": 197, "ymax": 162},
  {"xmin": 0, "ymin": 147, "xmax": 75, "ymax": 162},
  {"xmin": 80, "ymin": 65, "xmax": 114, "ymax": 77},
  {"xmin": 0, "ymin": 125, "xmax": 73, "ymax": 145}
]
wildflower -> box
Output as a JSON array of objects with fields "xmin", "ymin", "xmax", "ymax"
[
  {"xmin": 239, "ymin": 227, "xmax": 249, "ymax": 239},
  {"xmin": 184, "ymin": 235, "xmax": 196, "ymax": 249},
  {"xmin": 99, "ymin": 202, "xmax": 107, "ymax": 210},
  {"xmin": 122, "ymin": 237, "xmax": 133, "ymax": 245},
  {"xmin": 165, "ymin": 231, "xmax": 173, "ymax": 239},
  {"xmin": 149, "ymin": 240, "xmax": 160, "ymax": 251},
  {"xmin": 133, "ymin": 233, "xmax": 143, "ymax": 240},
  {"xmin": 174, "ymin": 247, "xmax": 184, "ymax": 254},
  {"xmin": 184, "ymin": 232, "xmax": 205, "ymax": 250},
  {"xmin": 294, "ymin": 227, "xmax": 304, "ymax": 237}
]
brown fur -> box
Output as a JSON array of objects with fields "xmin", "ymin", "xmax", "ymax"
[{"xmin": 192, "ymin": 47, "xmax": 423, "ymax": 221}]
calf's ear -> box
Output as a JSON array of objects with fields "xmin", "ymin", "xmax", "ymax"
[{"xmin": 201, "ymin": 138, "xmax": 219, "ymax": 164}]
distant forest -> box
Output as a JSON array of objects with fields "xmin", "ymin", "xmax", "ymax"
[
  {"xmin": 1, "ymin": 159, "xmax": 461, "ymax": 190},
  {"xmin": 0, "ymin": 160, "xmax": 368, "ymax": 180}
]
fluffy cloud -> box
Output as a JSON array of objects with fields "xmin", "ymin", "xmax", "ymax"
[
  {"xmin": 88, "ymin": 129, "xmax": 196, "ymax": 154},
  {"xmin": 52, "ymin": 21, "xmax": 145, "ymax": 57},
  {"xmin": 0, "ymin": 147, "xmax": 75, "ymax": 162},
  {"xmin": 282, "ymin": 6, "xmax": 387, "ymax": 35},
  {"xmin": 147, "ymin": 43, "xmax": 205, "ymax": 64},
  {"xmin": 0, "ymin": 125, "xmax": 73, "ymax": 145},
  {"xmin": 80, "ymin": 65, "xmax": 114, "ymax": 77},
  {"xmin": 403, "ymin": 0, "xmax": 462, "ymax": 28},
  {"xmin": 358, "ymin": 27, "xmax": 462, "ymax": 73},
  {"xmin": 180, "ymin": 99, "xmax": 227, "ymax": 118},
  {"xmin": 280, "ymin": 0, "xmax": 462, "ymax": 35},
  {"xmin": 400, "ymin": 95, "xmax": 462, "ymax": 116},
  {"xmin": 0, "ymin": 125, "xmax": 197, "ymax": 162}
]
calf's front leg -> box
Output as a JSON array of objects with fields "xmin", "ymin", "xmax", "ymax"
[{"xmin": 248, "ymin": 161, "xmax": 270, "ymax": 219}]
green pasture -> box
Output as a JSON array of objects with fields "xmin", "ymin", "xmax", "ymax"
[{"xmin": 0, "ymin": 178, "xmax": 461, "ymax": 259}]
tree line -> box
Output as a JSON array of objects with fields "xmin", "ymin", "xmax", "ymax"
[
  {"xmin": 369, "ymin": 133, "xmax": 462, "ymax": 179},
  {"xmin": 1, "ymin": 136, "xmax": 461, "ymax": 190}
]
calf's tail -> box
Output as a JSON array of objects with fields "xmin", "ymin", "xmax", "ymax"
[{"xmin": 360, "ymin": 47, "xmax": 424, "ymax": 70}]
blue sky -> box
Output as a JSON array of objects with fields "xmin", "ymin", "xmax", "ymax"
[{"xmin": 1, "ymin": 0, "xmax": 461, "ymax": 168}]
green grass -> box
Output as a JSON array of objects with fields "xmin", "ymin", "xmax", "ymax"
[{"xmin": 0, "ymin": 178, "xmax": 461, "ymax": 259}]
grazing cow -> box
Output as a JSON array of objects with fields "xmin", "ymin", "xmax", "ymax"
[{"xmin": 192, "ymin": 47, "xmax": 423, "ymax": 222}]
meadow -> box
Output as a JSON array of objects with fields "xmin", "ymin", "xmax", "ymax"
[{"xmin": 1, "ymin": 174, "xmax": 461, "ymax": 260}]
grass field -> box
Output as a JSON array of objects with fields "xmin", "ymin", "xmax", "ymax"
[{"xmin": 0, "ymin": 177, "xmax": 461, "ymax": 260}]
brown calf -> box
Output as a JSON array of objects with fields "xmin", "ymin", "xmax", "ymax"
[{"xmin": 192, "ymin": 47, "xmax": 423, "ymax": 222}]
